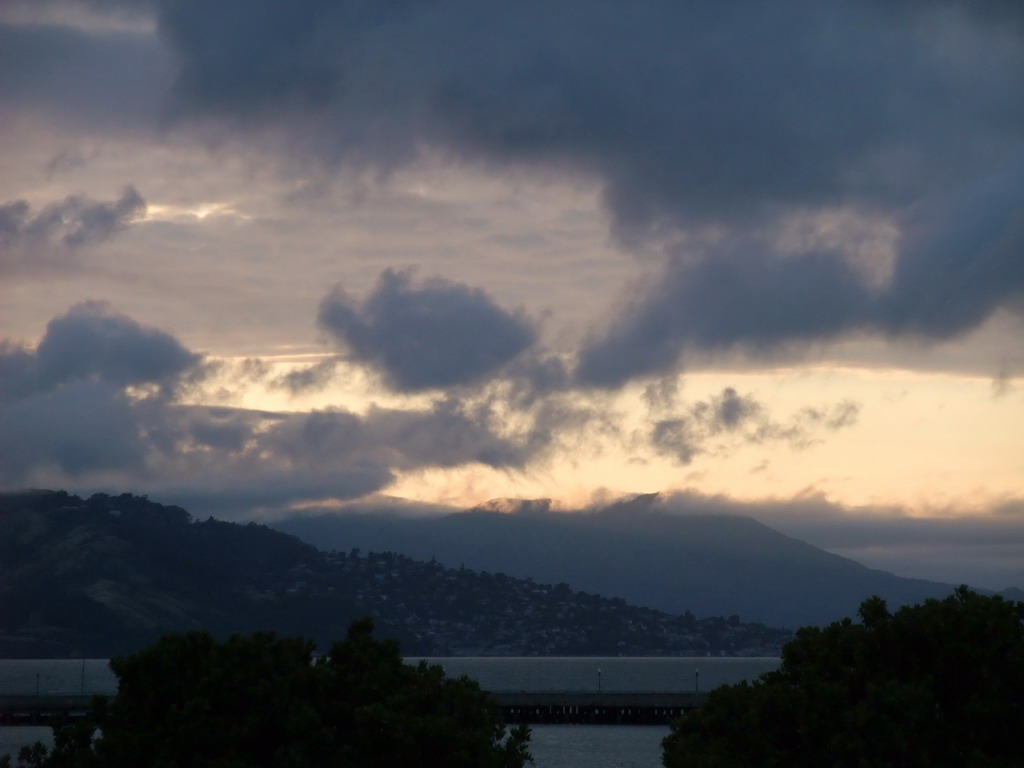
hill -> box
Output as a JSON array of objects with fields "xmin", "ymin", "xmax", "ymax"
[
  {"xmin": 0, "ymin": 490, "xmax": 789, "ymax": 658},
  {"xmin": 274, "ymin": 495, "xmax": 959, "ymax": 628}
]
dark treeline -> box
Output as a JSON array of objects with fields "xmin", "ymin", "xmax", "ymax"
[
  {"xmin": 4, "ymin": 618, "xmax": 531, "ymax": 768},
  {"xmin": 663, "ymin": 588, "xmax": 1024, "ymax": 767}
]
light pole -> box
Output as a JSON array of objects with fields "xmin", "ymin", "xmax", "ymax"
[
  {"xmin": 597, "ymin": 667, "xmax": 602, "ymax": 692},
  {"xmin": 695, "ymin": 668, "xmax": 700, "ymax": 694}
]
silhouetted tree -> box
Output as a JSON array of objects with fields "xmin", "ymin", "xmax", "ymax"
[
  {"xmin": 663, "ymin": 587, "xmax": 1024, "ymax": 768},
  {"xmin": 9, "ymin": 618, "xmax": 530, "ymax": 768}
]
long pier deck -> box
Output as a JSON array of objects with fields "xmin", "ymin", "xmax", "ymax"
[
  {"xmin": 0, "ymin": 695, "xmax": 95, "ymax": 725},
  {"xmin": 1, "ymin": 691, "xmax": 708, "ymax": 726},
  {"xmin": 494, "ymin": 691, "xmax": 707, "ymax": 724}
]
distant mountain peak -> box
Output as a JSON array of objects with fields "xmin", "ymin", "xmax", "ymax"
[
  {"xmin": 472, "ymin": 497, "xmax": 556, "ymax": 515},
  {"xmin": 597, "ymin": 492, "xmax": 662, "ymax": 516}
]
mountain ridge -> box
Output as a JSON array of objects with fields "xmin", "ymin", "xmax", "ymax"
[
  {"xmin": 0, "ymin": 489, "xmax": 790, "ymax": 658},
  {"xmin": 274, "ymin": 497, "xmax": 964, "ymax": 627}
]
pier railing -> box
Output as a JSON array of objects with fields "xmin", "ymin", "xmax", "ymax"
[
  {"xmin": 0, "ymin": 695, "xmax": 95, "ymax": 725},
  {"xmin": 1, "ymin": 691, "xmax": 709, "ymax": 726},
  {"xmin": 493, "ymin": 691, "xmax": 708, "ymax": 724}
]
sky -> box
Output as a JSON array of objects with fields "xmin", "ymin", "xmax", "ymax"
[{"xmin": 1, "ymin": 0, "xmax": 1022, "ymax": 589}]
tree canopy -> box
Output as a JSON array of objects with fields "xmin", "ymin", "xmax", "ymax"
[
  {"xmin": 662, "ymin": 587, "xmax": 1024, "ymax": 767},
  {"xmin": 8, "ymin": 618, "xmax": 530, "ymax": 768}
]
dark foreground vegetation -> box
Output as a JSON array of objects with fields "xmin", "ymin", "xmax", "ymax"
[
  {"xmin": 3, "ymin": 619, "xmax": 531, "ymax": 768},
  {"xmin": 663, "ymin": 588, "xmax": 1024, "ymax": 767}
]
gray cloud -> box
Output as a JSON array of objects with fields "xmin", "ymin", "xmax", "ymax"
[
  {"xmin": 150, "ymin": 1, "xmax": 1020, "ymax": 213},
  {"xmin": 121, "ymin": 396, "xmax": 542, "ymax": 519},
  {"xmin": 0, "ymin": 303, "xmax": 204, "ymax": 483},
  {"xmin": 0, "ymin": 17, "xmax": 171, "ymax": 132},
  {"xmin": 7, "ymin": 2, "xmax": 1020, "ymax": 384},
  {"xmin": 577, "ymin": 245, "xmax": 873, "ymax": 386},
  {"xmin": 0, "ymin": 187, "xmax": 145, "ymax": 274},
  {"xmin": 111, "ymin": 0, "xmax": 1020, "ymax": 384},
  {"xmin": 258, "ymin": 400, "xmax": 531, "ymax": 472},
  {"xmin": 0, "ymin": 304, "xmax": 554, "ymax": 515},
  {"xmin": 270, "ymin": 358, "xmax": 340, "ymax": 394},
  {"xmin": 649, "ymin": 388, "xmax": 860, "ymax": 464},
  {"xmin": 318, "ymin": 269, "xmax": 537, "ymax": 392},
  {"xmin": 0, "ymin": 379, "xmax": 146, "ymax": 483},
  {"xmin": 158, "ymin": 0, "xmax": 342, "ymax": 119},
  {"xmin": 799, "ymin": 400, "xmax": 861, "ymax": 431},
  {"xmin": 577, "ymin": 166, "xmax": 1024, "ymax": 386},
  {"xmin": 879, "ymin": 163, "xmax": 1024, "ymax": 338},
  {"xmin": 33, "ymin": 301, "xmax": 200, "ymax": 392},
  {"xmin": 0, "ymin": 302, "xmax": 200, "ymax": 404},
  {"xmin": 0, "ymin": 342, "xmax": 37, "ymax": 404},
  {"xmin": 148, "ymin": 1, "xmax": 1020, "ymax": 223}
]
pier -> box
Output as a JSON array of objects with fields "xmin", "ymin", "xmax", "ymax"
[
  {"xmin": 494, "ymin": 691, "xmax": 707, "ymax": 724},
  {"xmin": 1, "ymin": 691, "xmax": 707, "ymax": 727},
  {"xmin": 0, "ymin": 695, "xmax": 95, "ymax": 725}
]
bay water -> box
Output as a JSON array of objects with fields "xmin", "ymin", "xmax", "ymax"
[{"xmin": 1, "ymin": 657, "xmax": 779, "ymax": 767}]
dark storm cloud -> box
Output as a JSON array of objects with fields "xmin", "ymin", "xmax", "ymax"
[
  {"xmin": 0, "ymin": 380, "xmax": 146, "ymax": 483},
  {"xmin": 0, "ymin": 304, "xmax": 204, "ymax": 483},
  {"xmin": 577, "ymin": 168, "xmax": 1024, "ymax": 386},
  {"xmin": 9, "ymin": 1, "xmax": 1022, "ymax": 387},
  {"xmin": 649, "ymin": 388, "xmax": 860, "ymax": 464},
  {"xmin": 0, "ymin": 343, "xmax": 36, "ymax": 404},
  {"xmin": 879, "ymin": 164, "xmax": 1024, "ymax": 338},
  {"xmin": 577, "ymin": 244, "xmax": 874, "ymax": 386},
  {"xmin": 33, "ymin": 301, "xmax": 200, "ymax": 392},
  {"xmin": 149, "ymin": 1, "xmax": 1021, "ymax": 221},
  {"xmin": 156, "ymin": 0, "xmax": 344, "ymax": 117},
  {"xmin": 0, "ymin": 188, "xmax": 146, "ymax": 273},
  {"xmin": 136, "ymin": 0, "xmax": 1023, "ymax": 384},
  {"xmin": 318, "ymin": 269, "xmax": 536, "ymax": 392},
  {"xmin": 0, "ymin": 302, "xmax": 199, "ymax": 403},
  {"xmin": 0, "ymin": 21, "xmax": 170, "ymax": 132}
]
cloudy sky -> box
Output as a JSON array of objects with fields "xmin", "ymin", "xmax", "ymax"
[{"xmin": 1, "ymin": 0, "xmax": 1022, "ymax": 588}]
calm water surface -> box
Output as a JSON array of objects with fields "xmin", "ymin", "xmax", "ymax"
[
  {"xmin": 529, "ymin": 725, "xmax": 670, "ymax": 768},
  {"xmin": 409, "ymin": 656, "xmax": 779, "ymax": 692},
  {"xmin": 1, "ymin": 657, "xmax": 779, "ymax": 766}
]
